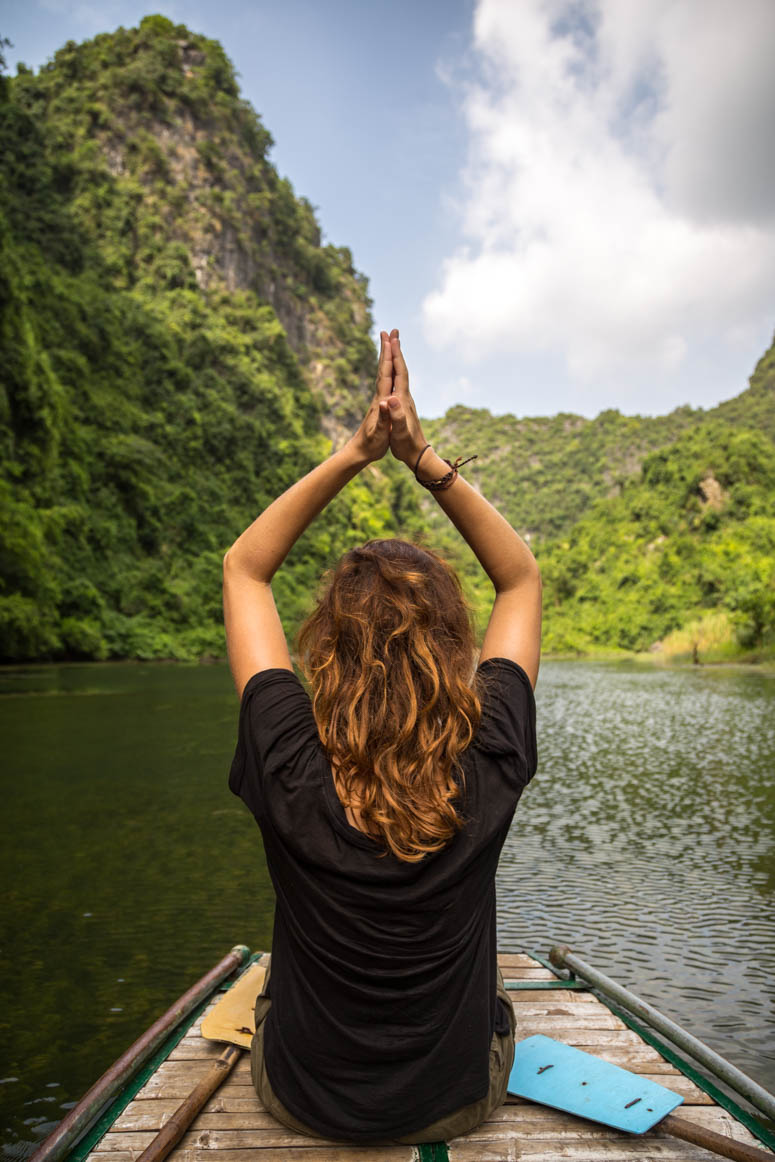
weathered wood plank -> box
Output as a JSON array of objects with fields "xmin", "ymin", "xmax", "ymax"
[
  {"xmin": 94, "ymin": 1129, "xmax": 379, "ymax": 1151},
  {"xmin": 508, "ymin": 989, "xmax": 596, "ymax": 1003},
  {"xmin": 138, "ymin": 1057, "xmax": 252, "ymax": 1081},
  {"xmin": 112, "ymin": 1106, "xmax": 269, "ymax": 1132},
  {"xmin": 516, "ymin": 1029, "xmax": 666, "ymax": 1052},
  {"xmin": 449, "ymin": 1141, "xmax": 729, "ymax": 1161},
  {"xmin": 498, "ymin": 954, "xmax": 549, "ymax": 968},
  {"xmin": 514, "ymin": 1012, "xmax": 628, "ymax": 1030},
  {"xmin": 511, "ymin": 1002, "xmax": 620, "ymax": 1017},
  {"xmin": 168, "ymin": 1042, "xmax": 238, "ymax": 1061},
  {"xmin": 88, "ymin": 1151, "xmax": 413, "ymax": 1162},
  {"xmin": 113, "ymin": 1095, "xmax": 263, "ymax": 1122},
  {"xmin": 501, "ymin": 968, "xmax": 558, "ymax": 979},
  {"xmin": 456, "ymin": 1102, "xmax": 768, "ymax": 1146},
  {"xmin": 132, "ymin": 1075, "xmax": 255, "ymax": 1100}
]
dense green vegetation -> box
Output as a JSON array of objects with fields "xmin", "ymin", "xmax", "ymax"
[
  {"xmin": 425, "ymin": 342, "xmax": 775, "ymax": 660},
  {"xmin": 537, "ymin": 418, "xmax": 775, "ymax": 656},
  {"xmin": 0, "ymin": 17, "xmax": 421, "ymax": 661},
  {"xmin": 1, "ymin": 19, "xmax": 773, "ymax": 664}
]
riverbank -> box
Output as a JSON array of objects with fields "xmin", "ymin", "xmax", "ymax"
[
  {"xmin": 541, "ymin": 610, "xmax": 775, "ymax": 671},
  {"xmin": 542, "ymin": 647, "xmax": 775, "ymax": 671}
]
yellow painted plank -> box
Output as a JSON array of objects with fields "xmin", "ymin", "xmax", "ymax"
[{"xmin": 200, "ymin": 962, "xmax": 265, "ymax": 1049}]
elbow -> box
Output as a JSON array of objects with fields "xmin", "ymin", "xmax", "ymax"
[
  {"xmin": 223, "ymin": 548, "xmax": 243, "ymax": 577},
  {"xmin": 496, "ymin": 554, "xmax": 541, "ymax": 596},
  {"xmin": 531, "ymin": 558, "xmax": 543, "ymax": 601}
]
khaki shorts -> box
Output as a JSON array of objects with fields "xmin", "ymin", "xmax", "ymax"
[{"xmin": 250, "ymin": 957, "xmax": 516, "ymax": 1145}]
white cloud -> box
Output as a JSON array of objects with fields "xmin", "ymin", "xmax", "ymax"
[{"xmin": 423, "ymin": 0, "xmax": 775, "ymax": 392}]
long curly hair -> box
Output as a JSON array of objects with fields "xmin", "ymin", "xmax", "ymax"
[{"xmin": 297, "ymin": 539, "xmax": 482, "ymax": 862}]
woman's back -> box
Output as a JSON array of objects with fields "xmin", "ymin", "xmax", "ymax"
[{"xmin": 229, "ymin": 656, "xmax": 536, "ymax": 1141}]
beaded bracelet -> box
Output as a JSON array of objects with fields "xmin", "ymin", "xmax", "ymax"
[{"xmin": 413, "ymin": 445, "xmax": 478, "ymax": 492}]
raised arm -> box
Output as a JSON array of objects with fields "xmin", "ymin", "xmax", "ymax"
[
  {"xmin": 385, "ymin": 331, "xmax": 542, "ymax": 688},
  {"xmin": 222, "ymin": 333, "xmax": 395, "ymax": 697}
]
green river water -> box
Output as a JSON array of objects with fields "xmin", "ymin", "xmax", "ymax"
[{"xmin": 1, "ymin": 659, "xmax": 774, "ymax": 1157}]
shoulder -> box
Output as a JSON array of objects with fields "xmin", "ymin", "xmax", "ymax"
[
  {"xmin": 472, "ymin": 656, "xmax": 538, "ymax": 780},
  {"xmin": 229, "ymin": 668, "xmax": 321, "ymax": 808}
]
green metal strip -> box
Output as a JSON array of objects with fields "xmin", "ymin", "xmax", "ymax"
[
  {"xmin": 505, "ymin": 979, "xmax": 590, "ymax": 990},
  {"xmin": 599, "ymin": 997, "xmax": 775, "ymax": 1151},
  {"xmin": 417, "ymin": 1143, "xmax": 450, "ymax": 1161},
  {"xmin": 64, "ymin": 952, "xmax": 264, "ymax": 1162}
]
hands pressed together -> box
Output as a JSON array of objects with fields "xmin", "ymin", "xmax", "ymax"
[{"xmin": 351, "ymin": 329, "xmax": 427, "ymax": 468}]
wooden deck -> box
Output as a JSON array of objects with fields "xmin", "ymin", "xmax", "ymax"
[{"xmin": 87, "ymin": 953, "xmax": 772, "ymax": 1162}]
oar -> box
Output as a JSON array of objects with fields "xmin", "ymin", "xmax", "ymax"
[
  {"xmin": 136, "ymin": 960, "xmax": 266, "ymax": 1162},
  {"xmin": 509, "ymin": 1035, "xmax": 774, "ymax": 1162}
]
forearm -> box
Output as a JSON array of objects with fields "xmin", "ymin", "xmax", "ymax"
[
  {"xmin": 414, "ymin": 447, "xmax": 538, "ymax": 592},
  {"xmin": 224, "ymin": 439, "xmax": 367, "ymax": 582}
]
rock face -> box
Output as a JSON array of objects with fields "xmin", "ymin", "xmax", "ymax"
[
  {"xmin": 22, "ymin": 16, "xmax": 374, "ymax": 444},
  {"xmin": 698, "ymin": 474, "xmax": 725, "ymax": 510}
]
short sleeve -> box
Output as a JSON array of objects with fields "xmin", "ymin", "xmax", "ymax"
[
  {"xmin": 228, "ymin": 668, "xmax": 321, "ymax": 818},
  {"xmin": 473, "ymin": 657, "xmax": 537, "ymax": 786}
]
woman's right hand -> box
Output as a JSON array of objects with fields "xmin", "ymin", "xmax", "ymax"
[{"xmin": 385, "ymin": 330, "xmax": 428, "ymax": 467}]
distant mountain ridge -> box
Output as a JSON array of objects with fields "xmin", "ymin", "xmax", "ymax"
[{"xmin": 424, "ymin": 337, "xmax": 775, "ymax": 544}]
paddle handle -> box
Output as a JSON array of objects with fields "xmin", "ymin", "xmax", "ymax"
[
  {"xmin": 662, "ymin": 1114, "xmax": 774, "ymax": 1162},
  {"xmin": 136, "ymin": 1045, "xmax": 243, "ymax": 1162}
]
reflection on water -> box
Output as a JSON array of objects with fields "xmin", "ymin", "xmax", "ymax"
[{"xmin": 1, "ymin": 660, "xmax": 773, "ymax": 1158}]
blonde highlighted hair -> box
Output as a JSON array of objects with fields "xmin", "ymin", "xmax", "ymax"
[{"xmin": 297, "ymin": 540, "xmax": 482, "ymax": 862}]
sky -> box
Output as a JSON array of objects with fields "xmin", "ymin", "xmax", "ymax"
[{"xmin": 3, "ymin": 0, "xmax": 775, "ymax": 421}]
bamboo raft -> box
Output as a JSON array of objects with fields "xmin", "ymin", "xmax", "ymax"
[{"xmin": 41, "ymin": 950, "xmax": 775, "ymax": 1162}]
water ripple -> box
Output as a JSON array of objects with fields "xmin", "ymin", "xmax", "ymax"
[{"xmin": 497, "ymin": 661, "xmax": 775, "ymax": 1094}]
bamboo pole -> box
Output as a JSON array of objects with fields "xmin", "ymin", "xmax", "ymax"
[
  {"xmin": 135, "ymin": 1045, "xmax": 243, "ymax": 1162},
  {"xmin": 29, "ymin": 945, "xmax": 250, "ymax": 1162},
  {"xmin": 661, "ymin": 1115, "xmax": 775, "ymax": 1162}
]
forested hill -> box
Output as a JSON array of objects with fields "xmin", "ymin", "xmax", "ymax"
[
  {"xmin": 423, "ymin": 340, "xmax": 775, "ymax": 659},
  {"xmin": 1, "ymin": 19, "xmax": 773, "ymax": 664},
  {"xmin": 0, "ymin": 18, "xmax": 424, "ymax": 662},
  {"xmin": 424, "ymin": 339, "xmax": 775, "ymax": 545}
]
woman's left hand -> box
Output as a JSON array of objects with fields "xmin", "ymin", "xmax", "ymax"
[{"xmin": 348, "ymin": 330, "xmax": 394, "ymax": 463}]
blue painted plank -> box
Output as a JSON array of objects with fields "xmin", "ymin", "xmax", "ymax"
[{"xmin": 508, "ymin": 1034, "xmax": 684, "ymax": 1134}]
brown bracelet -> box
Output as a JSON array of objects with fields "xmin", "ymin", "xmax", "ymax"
[
  {"xmin": 414, "ymin": 447, "xmax": 478, "ymax": 491},
  {"xmin": 413, "ymin": 444, "xmax": 432, "ymax": 478}
]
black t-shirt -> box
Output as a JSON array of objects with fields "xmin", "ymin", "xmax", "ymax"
[{"xmin": 228, "ymin": 656, "xmax": 537, "ymax": 1141}]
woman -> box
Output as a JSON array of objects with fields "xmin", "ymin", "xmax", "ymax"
[{"xmin": 224, "ymin": 329, "xmax": 541, "ymax": 1144}]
